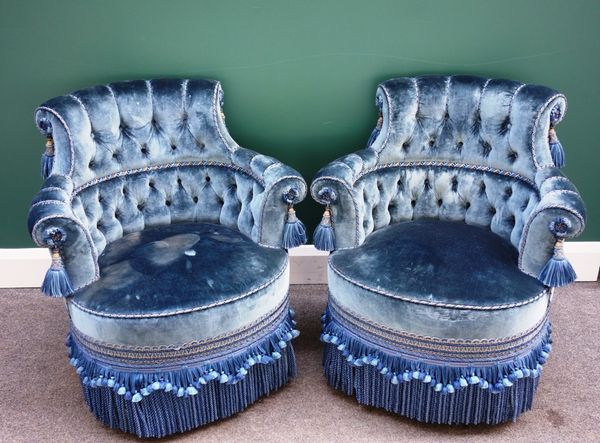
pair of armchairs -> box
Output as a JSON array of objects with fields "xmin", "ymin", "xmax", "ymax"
[{"xmin": 27, "ymin": 76, "xmax": 585, "ymax": 437}]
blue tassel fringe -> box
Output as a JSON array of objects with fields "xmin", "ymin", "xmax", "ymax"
[
  {"xmin": 67, "ymin": 310, "xmax": 299, "ymax": 437},
  {"xmin": 314, "ymin": 208, "xmax": 335, "ymax": 251},
  {"xmin": 321, "ymin": 308, "xmax": 551, "ymax": 424},
  {"xmin": 314, "ymin": 223, "xmax": 335, "ymax": 251},
  {"xmin": 550, "ymin": 140, "xmax": 565, "ymax": 168},
  {"xmin": 41, "ymin": 153, "xmax": 54, "ymax": 179},
  {"xmin": 539, "ymin": 255, "xmax": 577, "ymax": 287},
  {"xmin": 366, "ymin": 126, "xmax": 380, "ymax": 147},
  {"xmin": 282, "ymin": 208, "xmax": 307, "ymax": 249},
  {"xmin": 41, "ymin": 265, "xmax": 74, "ymax": 297}
]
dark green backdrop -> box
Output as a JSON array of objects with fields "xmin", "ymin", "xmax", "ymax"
[{"xmin": 1, "ymin": 0, "xmax": 598, "ymax": 247}]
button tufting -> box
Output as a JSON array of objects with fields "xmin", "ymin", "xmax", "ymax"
[
  {"xmin": 149, "ymin": 181, "xmax": 155, "ymax": 188},
  {"xmin": 193, "ymin": 196, "xmax": 198, "ymax": 203},
  {"xmin": 437, "ymin": 199, "xmax": 443, "ymax": 207},
  {"xmin": 456, "ymin": 140, "xmax": 463, "ymax": 150},
  {"xmin": 165, "ymin": 200, "xmax": 172, "ymax": 207},
  {"xmin": 205, "ymin": 176, "xmax": 211, "ymax": 182}
]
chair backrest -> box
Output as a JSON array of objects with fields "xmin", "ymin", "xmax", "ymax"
[
  {"xmin": 35, "ymin": 79, "xmax": 267, "ymax": 254},
  {"xmin": 356, "ymin": 75, "xmax": 566, "ymax": 248}
]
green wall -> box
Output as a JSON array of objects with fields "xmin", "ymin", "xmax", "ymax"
[{"xmin": 1, "ymin": 0, "xmax": 598, "ymax": 247}]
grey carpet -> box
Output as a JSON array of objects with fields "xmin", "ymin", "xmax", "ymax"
[{"xmin": 1, "ymin": 283, "xmax": 599, "ymax": 442}]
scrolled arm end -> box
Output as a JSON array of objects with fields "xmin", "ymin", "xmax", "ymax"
[
  {"xmin": 28, "ymin": 177, "xmax": 98, "ymax": 292},
  {"xmin": 519, "ymin": 170, "xmax": 586, "ymax": 283}
]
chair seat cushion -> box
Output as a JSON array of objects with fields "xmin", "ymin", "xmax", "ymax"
[
  {"xmin": 68, "ymin": 223, "xmax": 289, "ymax": 347},
  {"xmin": 328, "ymin": 220, "xmax": 549, "ymax": 340}
]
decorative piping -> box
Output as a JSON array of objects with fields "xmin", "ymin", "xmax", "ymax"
[
  {"xmin": 212, "ymin": 81, "xmax": 236, "ymax": 153},
  {"xmin": 531, "ymin": 94, "xmax": 567, "ymax": 169},
  {"xmin": 329, "ymin": 262, "xmax": 549, "ymax": 311},
  {"xmin": 35, "ymin": 106, "xmax": 76, "ymax": 177},
  {"xmin": 355, "ymin": 160, "xmax": 537, "ymax": 189},
  {"xmin": 328, "ymin": 296, "xmax": 548, "ymax": 347},
  {"xmin": 69, "ymin": 261, "xmax": 288, "ymax": 319},
  {"xmin": 72, "ymin": 160, "xmax": 265, "ymax": 196}
]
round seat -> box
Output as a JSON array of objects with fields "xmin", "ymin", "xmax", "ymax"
[
  {"xmin": 322, "ymin": 220, "xmax": 552, "ymax": 424},
  {"xmin": 66, "ymin": 223, "xmax": 298, "ymax": 436},
  {"xmin": 328, "ymin": 220, "xmax": 549, "ymax": 340},
  {"xmin": 69, "ymin": 222, "xmax": 289, "ymax": 347}
]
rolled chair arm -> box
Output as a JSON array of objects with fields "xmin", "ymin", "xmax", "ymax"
[
  {"xmin": 28, "ymin": 175, "xmax": 99, "ymax": 292},
  {"xmin": 519, "ymin": 168, "xmax": 586, "ymax": 284},
  {"xmin": 310, "ymin": 149, "xmax": 377, "ymax": 250},
  {"xmin": 233, "ymin": 147, "xmax": 307, "ymax": 248}
]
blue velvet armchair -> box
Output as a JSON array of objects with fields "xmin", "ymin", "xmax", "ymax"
[
  {"xmin": 27, "ymin": 79, "xmax": 307, "ymax": 437},
  {"xmin": 311, "ymin": 76, "xmax": 586, "ymax": 424}
]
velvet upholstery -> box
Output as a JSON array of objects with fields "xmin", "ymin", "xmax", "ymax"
[
  {"xmin": 26, "ymin": 79, "xmax": 306, "ymax": 437},
  {"xmin": 30, "ymin": 79, "xmax": 306, "ymax": 291},
  {"xmin": 312, "ymin": 75, "xmax": 586, "ymax": 425},
  {"xmin": 311, "ymin": 75, "xmax": 585, "ymax": 279},
  {"xmin": 328, "ymin": 220, "xmax": 549, "ymax": 340},
  {"xmin": 69, "ymin": 223, "xmax": 289, "ymax": 347}
]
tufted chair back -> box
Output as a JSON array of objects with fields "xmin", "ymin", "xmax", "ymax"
[
  {"xmin": 34, "ymin": 79, "xmax": 305, "ymax": 257},
  {"xmin": 311, "ymin": 75, "xmax": 585, "ymax": 278}
]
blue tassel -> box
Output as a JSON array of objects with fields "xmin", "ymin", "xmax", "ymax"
[
  {"xmin": 41, "ymin": 153, "xmax": 54, "ymax": 179},
  {"xmin": 538, "ymin": 239, "xmax": 577, "ymax": 287},
  {"xmin": 41, "ymin": 247, "xmax": 74, "ymax": 297},
  {"xmin": 548, "ymin": 128, "xmax": 565, "ymax": 168},
  {"xmin": 282, "ymin": 207, "xmax": 307, "ymax": 249},
  {"xmin": 40, "ymin": 136, "xmax": 55, "ymax": 178},
  {"xmin": 366, "ymin": 111, "xmax": 383, "ymax": 148},
  {"xmin": 314, "ymin": 208, "xmax": 335, "ymax": 251},
  {"xmin": 366, "ymin": 127, "xmax": 380, "ymax": 148}
]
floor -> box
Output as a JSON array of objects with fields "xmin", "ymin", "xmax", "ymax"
[{"xmin": 1, "ymin": 283, "xmax": 599, "ymax": 442}]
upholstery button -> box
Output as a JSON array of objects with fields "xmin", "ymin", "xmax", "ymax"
[
  {"xmin": 197, "ymin": 140, "xmax": 205, "ymax": 149},
  {"xmin": 137, "ymin": 203, "xmax": 144, "ymax": 211},
  {"xmin": 141, "ymin": 146, "xmax": 148, "ymax": 155},
  {"xmin": 402, "ymin": 141, "xmax": 410, "ymax": 150},
  {"xmin": 177, "ymin": 178, "xmax": 182, "ymax": 185},
  {"xmin": 505, "ymin": 188, "xmax": 513, "ymax": 198},
  {"xmin": 165, "ymin": 200, "xmax": 172, "ymax": 206},
  {"xmin": 429, "ymin": 139, "xmax": 435, "ymax": 147},
  {"xmin": 193, "ymin": 196, "xmax": 198, "ymax": 203},
  {"xmin": 171, "ymin": 144, "xmax": 177, "ymax": 151},
  {"xmin": 456, "ymin": 141, "xmax": 463, "ymax": 150},
  {"xmin": 437, "ymin": 199, "xmax": 443, "ymax": 207},
  {"xmin": 205, "ymin": 176, "xmax": 211, "ymax": 182},
  {"xmin": 451, "ymin": 177, "xmax": 459, "ymax": 191},
  {"xmin": 411, "ymin": 200, "xmax": 416, "ymax": 207},
  {"xmin": 465, "ymin": 201, "xmax": 471, "ymax": 209},
  {"xmin": 149, "ymin": 181, "xmax": 155, "ymax": 188}
]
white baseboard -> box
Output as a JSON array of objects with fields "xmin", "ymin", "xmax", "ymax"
[{"xmin": 1, "ymin": 243, "xmax": 598, "ymax": 288}]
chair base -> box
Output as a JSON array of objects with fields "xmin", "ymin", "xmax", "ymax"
[
  {"xmin": 321, "ymin": 303, "xmax": 551, "ymax": 425},
  {"xmin": 323, "ymin": 344, "xmax": 539, "ymax": 425},
  {"xmin": 67, "ymin": 305, "xmax": 299, "ymax": 437},
  {"xmin": 81, "ymin": 346, "xmax": 295, "ymax": 437}
]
